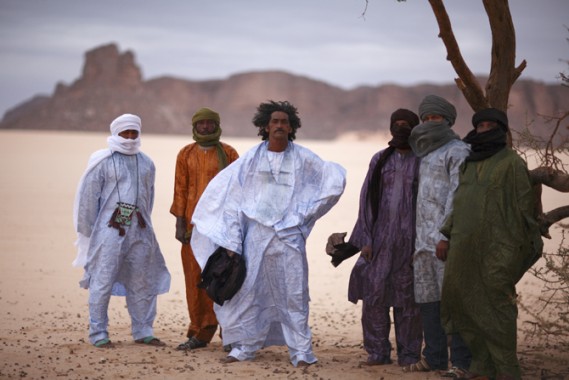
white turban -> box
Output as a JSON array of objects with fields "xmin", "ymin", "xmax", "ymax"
[
  {"xmin": 72, "ymin": 113, "xmax": 143, "ymax": 267},
  {"xmin": 110, "ymin": 113, "xmax": 142, "ymax": 136},
  {"xmin": 107, "ymin": 113, "xmax": 142, "ymax": 155}
]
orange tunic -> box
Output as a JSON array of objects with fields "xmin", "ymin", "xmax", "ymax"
[{"xmin": 170, "ymin": 142, "xmax": 239, "ymax": 341}]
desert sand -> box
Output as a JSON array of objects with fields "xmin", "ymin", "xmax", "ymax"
[{"xmin": 0, "ymin": 130, "xmax": 567, "ymax": 379}]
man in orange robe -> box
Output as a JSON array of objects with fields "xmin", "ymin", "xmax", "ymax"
[{"xmin": 170, "ymin": 107, "xmax": 239, "ymax": 350}]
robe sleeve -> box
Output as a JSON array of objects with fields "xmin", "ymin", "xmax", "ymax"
[
  {"xmin": 274, "ymin": 150, "xmax": 346, "ymax": 240},
  {"xmin": 348, "ymin": 152, "xmax": 381, "ymax": 249},
  {"xmin": 440, "ymin": 144, "xmax": 469, "ymax": 242},
  {"xmin": 76, "ymin": 163, "xmax": 104, "ymax": 238},
  {"xmin": 191, "ymin": 155, "xmax": 246, "ymax": 265},
  {"xmin": 170, "ymin": 147, "xmax": 190, "ymax": 217},
  {"xmin": 148, "ymin": 158, "xmax": 156, "ymax": 213},
  {"xmin": 513, "ymin": 156, "xmax": 543, "ymax": 275},
  {"xmin": 224, "ymin": 144, "xmax": 240, "ymax": 164}
]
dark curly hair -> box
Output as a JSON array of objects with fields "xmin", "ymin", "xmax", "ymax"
[{"xmin": 252, "ymin": 100, "xmax": 301, "ymax": 141}]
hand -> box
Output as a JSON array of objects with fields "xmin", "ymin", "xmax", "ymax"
[
  {"xmin": 361, "ymin": 245, "xmax": 372, "ymax": 262},
  {"xmin": 435, "ymin": 240, "xmax": 449, "ymax": 261},
  {"xmin": 175, "ymin": 217, "xmax": 190, "ymax": 244},
  {"xmin": 326, "ymin": 232, "xmax": 359, "ymax": 267},
  {"xmin": 326, "ymin": 232, "xmax": 347, "ymax": 256}
]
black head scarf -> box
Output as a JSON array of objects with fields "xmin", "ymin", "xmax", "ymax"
[
  {"xmin": 368, "ymin": 109, "xmax": 419, "ymax": 223},
  {"xmin": 472, "ymin": 107, "xmax": 508, "ymax": 131},
  {"xmin": 388, "ymin": 108, "xmax": 420, "ymax": 150},
  {"xmin": 464, "ymin": 108, "xmax": 509, "ymax": 161}
]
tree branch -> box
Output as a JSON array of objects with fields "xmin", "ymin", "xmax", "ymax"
[
  {"xmin": 428, "ymin": 0, "xmax": 488, "ymax": 110},
  {"xmin": 530, "ymin": 167, "xmax": 569, "ymax": 192},
  {"xmin": 482, "ymin": 0, "xmax": 526, "ymax": 110},
  {"xmin": 540, "ymin": 206, "xmax": 569, "ymax": 236}
]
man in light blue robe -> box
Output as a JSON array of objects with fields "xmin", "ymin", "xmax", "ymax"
[
  {"xmin": 403, "ymin": 95, "xmax": 472, "ymax": 374},
  {"xmin": 191, "ymin": 101, "xmax": 346, "ymax": 367},
  {"xmin": 73, "ymin": 114, "xmax": 171, "ymax": 348}
]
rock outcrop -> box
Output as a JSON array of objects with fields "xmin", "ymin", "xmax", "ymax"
[{"xmin": 1, "ymin": 43, "xmax": 567, "ymax": 142}]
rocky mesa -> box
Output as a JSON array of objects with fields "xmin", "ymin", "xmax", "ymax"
[{"xmin": 1, "ymin": 43, "xmax": 567, "ymax": 141}]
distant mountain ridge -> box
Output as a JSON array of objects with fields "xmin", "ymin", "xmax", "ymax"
[{"xmin": 1, "ymin": 43, "xmax": 567, "ymax": 141}]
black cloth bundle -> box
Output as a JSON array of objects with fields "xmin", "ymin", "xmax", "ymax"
[{"xmin": 198, "ymin": 247, "xmax": 246, "ymax": 306}]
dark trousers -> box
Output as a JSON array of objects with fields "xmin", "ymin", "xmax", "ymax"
[
  {"xmin": 419, "ymin": 301, "xmax": 471, "ymax": 370},
  {"xmin": 362, "ymin": 301, "xmax": 422, "ymax": 365}
]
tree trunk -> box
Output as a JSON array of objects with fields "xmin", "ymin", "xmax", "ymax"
[
  {"xmin": 482, "ymin": 0, "xmax": 526, "ymax": 110},
  {"xmin": 428, "ymin": 0, "xmax": 526, "ymax": 112},
  {"xmin": 426, "ymin": 0, "xmax": 569, "ymax": 234}
]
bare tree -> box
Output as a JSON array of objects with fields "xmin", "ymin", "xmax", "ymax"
[
  {"xmin": 385, "ymin": 0, "xmax": 569, "ymax": 233},
  {"xmin": 365, "ymin": 0, "xmax": 569, "ymax": 353}
]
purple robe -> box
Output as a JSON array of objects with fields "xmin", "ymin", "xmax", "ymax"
[
  {"xmin": 347, "ymin": 148, "xmax": 422, "ymax": 365},
  {"xmin": 348, "ymin": 148, "xmax": 418, "ymax": 306}
]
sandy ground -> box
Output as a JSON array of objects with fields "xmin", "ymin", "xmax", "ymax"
[{"xmin": 0, "ymin": 130, "xmax": 567, "ymax": 380}]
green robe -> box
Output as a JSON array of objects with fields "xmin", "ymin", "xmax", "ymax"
[{"xmin": 440, "ymin": 147, "xmax": 542, "ymax": 379}]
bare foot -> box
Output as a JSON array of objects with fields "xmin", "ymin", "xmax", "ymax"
[{"xmin": 220, "ymin": 356, "xmax": 239, "ymax": 364}]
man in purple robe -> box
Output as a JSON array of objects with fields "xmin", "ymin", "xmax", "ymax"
[{"xmin": 327, "ymin": 109, "xmax": 423, "ymax": 366}]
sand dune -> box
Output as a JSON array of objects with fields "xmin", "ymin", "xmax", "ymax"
[{"xmin": 0, "ymin": 130, "xmax": 566, "ymax": 379}]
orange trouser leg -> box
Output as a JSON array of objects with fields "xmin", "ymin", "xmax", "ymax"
[{"xmin": 181, "ymin": 243, "xmax": 218, "ymax": 342}]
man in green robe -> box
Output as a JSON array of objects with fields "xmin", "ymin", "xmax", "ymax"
[{"xmin": 440, "ymin": 108, "xmax": 543, "ymax": 380}]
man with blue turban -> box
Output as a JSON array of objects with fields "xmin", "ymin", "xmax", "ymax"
[{"xmin": 403, "ymin": 95, "xmax": 472, "ymax": 375}]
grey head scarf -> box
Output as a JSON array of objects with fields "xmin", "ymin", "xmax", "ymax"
[{"xmin": 409, "ymin": 95, "xmax": 460, "ymax": 157}]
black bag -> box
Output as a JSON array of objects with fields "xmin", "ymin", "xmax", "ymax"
[{"xmin": 198, "ymin": 247, "xmax": 246, "ymax": 306}]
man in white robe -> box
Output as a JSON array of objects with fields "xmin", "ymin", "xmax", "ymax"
[
  {"xmin": 191, "ymin": 101, "xmax": 346, "ymax": 367},
  {"xmin": 73, "ymin": 114, "xmax": 171, "ymax": 348}
]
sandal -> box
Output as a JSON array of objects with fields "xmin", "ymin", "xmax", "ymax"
[
  {"xmin": 360, "ymin": 357, "xmax": 393, "ymax": 366},
  {"xmin": 402, "ymin": 357, "xmax": 430, "ymax": 373},
  {"xmin": 176, "ymin": 336, "xmax": 207, "ymax": 351},
  {"xmin": 135, "ymin": 336, "xmax": 166, "ymax": 347},
  {"xmin": 94, "ymin": 338, "xmax": 114, "ymax": 348},
  {"xmin": 439, "ymin": 367, "xmax": 479, "ymax": 379}
]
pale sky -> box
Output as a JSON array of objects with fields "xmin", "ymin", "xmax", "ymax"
[{"xmin": 0, "ymin": 0, "xmax": 567, "ymax": 116}]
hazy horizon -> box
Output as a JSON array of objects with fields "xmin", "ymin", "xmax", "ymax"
[{"xmin": 1, "ymin": 0, "xmax": 568, "ymax": 116}]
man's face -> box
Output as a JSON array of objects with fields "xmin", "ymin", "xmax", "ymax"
[
  {"xmin": 265, "ymin": 111, "xmax": 292, "ymax": 139},
  {"xmin": 393, "ymin": 120, "xmax": 411, "ymax": 129},
  {"xmin": 118, "ymin": 129, "xmax": 139, "ymax": 139},
  {"xmin": 475, "ymin": 121, "xmax": 499, "ymax": 134},
  {"xmin": 195, "ymin": 119, "xmax": 217, "ymax": 135},
  {"xmin": 421, "ymin": 114, "xmax": 444, "ymax": 123}
]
